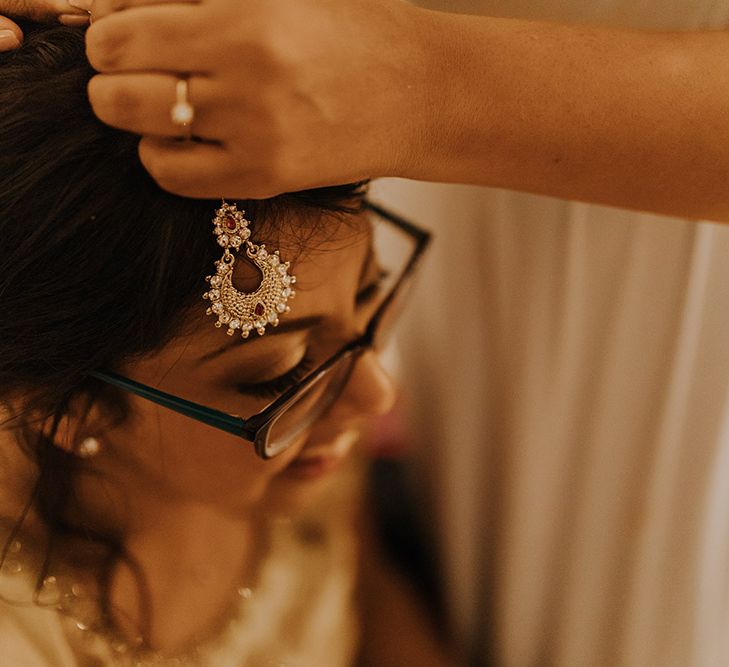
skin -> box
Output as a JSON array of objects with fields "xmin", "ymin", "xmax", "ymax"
[
  {"xmin": 1, "ymin": 214, "xmax": 399, "ymax": 652},
  {"xmin": 5, "ymin": 2, "xmax": 729, "ymax": 220},
  {"xmin": 80, "ymin": 0, "xmax": 729, "ymax": 221},
  {"xmin": 0, "ymin": 0, "xmax": 89, "ymax": 43}
]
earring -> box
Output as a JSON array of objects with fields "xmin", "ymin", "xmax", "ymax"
[
  {"xmin": 77, "ymin": 437, "xmax": 101, "ymax": 459},
  {"xmin": 203, "ymin": 202, "xmax": 296, "ymax": 339}
]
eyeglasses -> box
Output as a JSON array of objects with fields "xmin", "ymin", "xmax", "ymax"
[{"xmin": 90, "ymin": 202, "xmax": 430, "ymax": 459}]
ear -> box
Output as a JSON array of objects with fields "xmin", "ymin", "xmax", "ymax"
[{"xmin": 40, "ymin": 400, "xmax": 107, "ymax": 457}]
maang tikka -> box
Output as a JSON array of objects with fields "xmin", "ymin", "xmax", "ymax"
[{"xmin": 203, "ymin": 202, "xmax": 296, "ymax": 338}]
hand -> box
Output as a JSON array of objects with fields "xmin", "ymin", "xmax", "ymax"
[
  {"xmin": 87, "ymin": 0, "xmax": 434, "ymax": 199},
  {"xmin": 0, "ymin": 14, "xmax": 21, "ymax": 50},
  {"xmin": 0, "ymin": 0, "xmax": 91, "ymax": 51}
]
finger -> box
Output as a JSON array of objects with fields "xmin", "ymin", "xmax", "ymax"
[
  {"xmin": 0, "ymin": 16, "xmax": 22, "ymax": 51},
  {"xmin": 88, "ymin": 72, "xmax": 221, "ymax": 139},
  {"xmin": 61, "ymin": 0, "xmax": 94, "ymax": 24},
  {"xmin": 58, "ymin": 12, "xmax": 90, "ymax": 26},
  {"xmin": 141, "ymin": 135, "xmax": 292, "ymax": 199},
  {"xmin": 86, "ymin": 4, "xmax": 203, "ymax": 73},
  {"xmin": 138, "ymin": 136, "xmax": 236, "ymax": 198},
  {"xmin": 0, "ymin": 0, "xmax": 90, "ymax": 21},
  {"xmin": 91, "ymin": 0, "xmax": 200, "ymax": 23}
]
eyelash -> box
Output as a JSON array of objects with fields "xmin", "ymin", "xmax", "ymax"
[
  {"xmin": 235, "ymin": 354, "xmax": 316, "ymax": 399},
  {"xmin": 233, "ymin": 270, "xmax": 389, "ymax": 400}
]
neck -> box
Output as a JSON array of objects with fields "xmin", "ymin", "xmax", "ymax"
[
  {"xmin": 70, "ymin": 460, "xmax": 265, "ymax": 651},
  {"xmin": 110, "ymin": 508, "xmax": 261, "ymax": 651},
  {"xmin": 0, "ymin": 427, "xmax": 268, "ymax": 652}
]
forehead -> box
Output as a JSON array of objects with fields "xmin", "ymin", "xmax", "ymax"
[{"xmin": 136, "ymin": 211, "xmax": 373, "ymax": 374}]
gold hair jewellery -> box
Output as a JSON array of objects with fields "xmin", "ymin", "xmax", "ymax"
[{"xmin": 203, "ymin": 202, "xmax": 296, "ymax": 338}]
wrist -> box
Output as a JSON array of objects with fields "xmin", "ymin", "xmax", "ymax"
[
  {"xmin": 390, "ymin": 7, "xmax": 489, "ymax": 183},
  {"xmin": 382, "ymin": 5, "xmax": 452, "ymax": 180}
]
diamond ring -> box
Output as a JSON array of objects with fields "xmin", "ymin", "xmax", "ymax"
[{"xmin": 170, "ymin": 78, "xmax": 195, "ymax": 140}]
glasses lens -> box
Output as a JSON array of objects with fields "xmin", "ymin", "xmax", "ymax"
[
  {"xmin": 368, "ymin": 213, "xmax": 420, "ymax": 349},
  {"xmin": 372, "ymin": 267, "xmax": 419, "ymax": 350},
  {"xmin": 261, "ymin": 350, "xmax": 359, "ymax": 458},
  {"xmin": 258, "ymin": 207, "xmax": 425, "ymax": 458}
]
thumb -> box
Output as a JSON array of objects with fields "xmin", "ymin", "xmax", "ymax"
[{"xmin": 0, "ymin": 15, "xmax": 22, "ymax": 51}]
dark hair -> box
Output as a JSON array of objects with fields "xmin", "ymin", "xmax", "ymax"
[{"xmin": 0, "ymin": 21, "xmax": 365, "ymax": 614}]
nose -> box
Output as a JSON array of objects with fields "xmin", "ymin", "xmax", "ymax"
[{"xmin": 330, "ymin": 350, "xmax": 397, "ymax": 420}]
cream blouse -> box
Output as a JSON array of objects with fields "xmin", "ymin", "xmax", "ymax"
[{"xmin": 0, "ymin": 480, "xmax": 361, "ymax": 667}]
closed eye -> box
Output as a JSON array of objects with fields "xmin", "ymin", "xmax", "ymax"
[
  {"xmin": 234, "ymin": 270, "xmax": 389, "ymax": 400},
  {"xmin": 235, "ymin": 354, "xmax": 315, "ymax": 399}
]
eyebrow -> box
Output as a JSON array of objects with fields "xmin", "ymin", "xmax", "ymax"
[
  {"xmin": 198, "ymin": 229, "xmax": 377, "ymax": 365},
  {"xmin": 197, "ymin": 315, "xmax": 325, "ymax": 364}
]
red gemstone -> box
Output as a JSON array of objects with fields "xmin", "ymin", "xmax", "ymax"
[
  {"xmin": 254, "ymin": 303, "xmax": 265, "ymax": 317},
  {"xmin": 224, "ymin": 216, "xmax": 237, "ymax": 231}
]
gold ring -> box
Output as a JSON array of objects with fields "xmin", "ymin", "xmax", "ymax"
[{"xmin": 170, "ymin": 78, "xmax": 195, "ymax": 140}]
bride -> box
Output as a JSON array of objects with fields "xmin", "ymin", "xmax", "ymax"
[{"xmin": 0, "ymin": 20, "xmax": 453, "ymax": 666}]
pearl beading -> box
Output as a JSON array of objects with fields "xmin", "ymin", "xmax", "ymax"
[{"xmin": 1, "ymin": 538, "xmax": 257, "ymax": 666}]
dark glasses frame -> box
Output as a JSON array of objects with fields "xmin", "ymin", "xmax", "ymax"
[{"xmin": 90, "ymin": 201, "xmax": 431, "ymax": 459}]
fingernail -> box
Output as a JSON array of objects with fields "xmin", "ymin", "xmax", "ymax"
[
  {"xmin": 68, "ymin": 0, "xmax": 93, "ymax": 9},
  {"xmin": 0, "ymin": 30, "xmax": 21, "ymax": 50},
  {"xmin": 59, "ymin": 13, "xmax": 91, "ymax": 26}
]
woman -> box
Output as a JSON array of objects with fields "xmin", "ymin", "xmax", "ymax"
[
  {"xmin": 60, "ymin": 2, "xmax": 729, "ymax": 664},
  {"xmin": 50, "ymin": 1, "xmax": 729, "ymax": 665},
  {"xmin": 0, "ymin": 22, "xmax": 453, "ymax": 666}
]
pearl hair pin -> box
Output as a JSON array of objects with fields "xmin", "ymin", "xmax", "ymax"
[{"xmin": 203, "ymin": 202, "xmax": 296, "ymax": 339}]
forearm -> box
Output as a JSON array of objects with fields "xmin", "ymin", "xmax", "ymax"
[
  {"xmin": 83, "ymin": 0, "xmax": 729, "ymax": 209},
  {"xmin": 409, "ymin": 11, "xmax": 729, "ymax": 222}
]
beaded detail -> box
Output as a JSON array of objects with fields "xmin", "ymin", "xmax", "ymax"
[
  {"xmin": 203, "ymin": 202, "xmax": 296, "ymax": 339},
  {"xmin": 0, "ymin": 484, "xmax": 360, "ymax": 666},
  {"xmin": 0, "ymin": 535, "xmax": 258, "ymax": 666}
]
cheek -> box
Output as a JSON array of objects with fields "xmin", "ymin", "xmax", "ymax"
[{"xmin": 113, "ymin": 405, "xmax": 296, "ymax": 508}]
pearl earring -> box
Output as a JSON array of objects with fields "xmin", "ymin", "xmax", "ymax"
[{"xmin": 77, "ymin": 437, "xmax": 101, "ymax": 459}]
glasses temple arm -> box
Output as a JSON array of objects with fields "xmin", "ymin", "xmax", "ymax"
[{"xmin": 90, "ymin": 370, "xmax": 250, "ymax": 438}]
